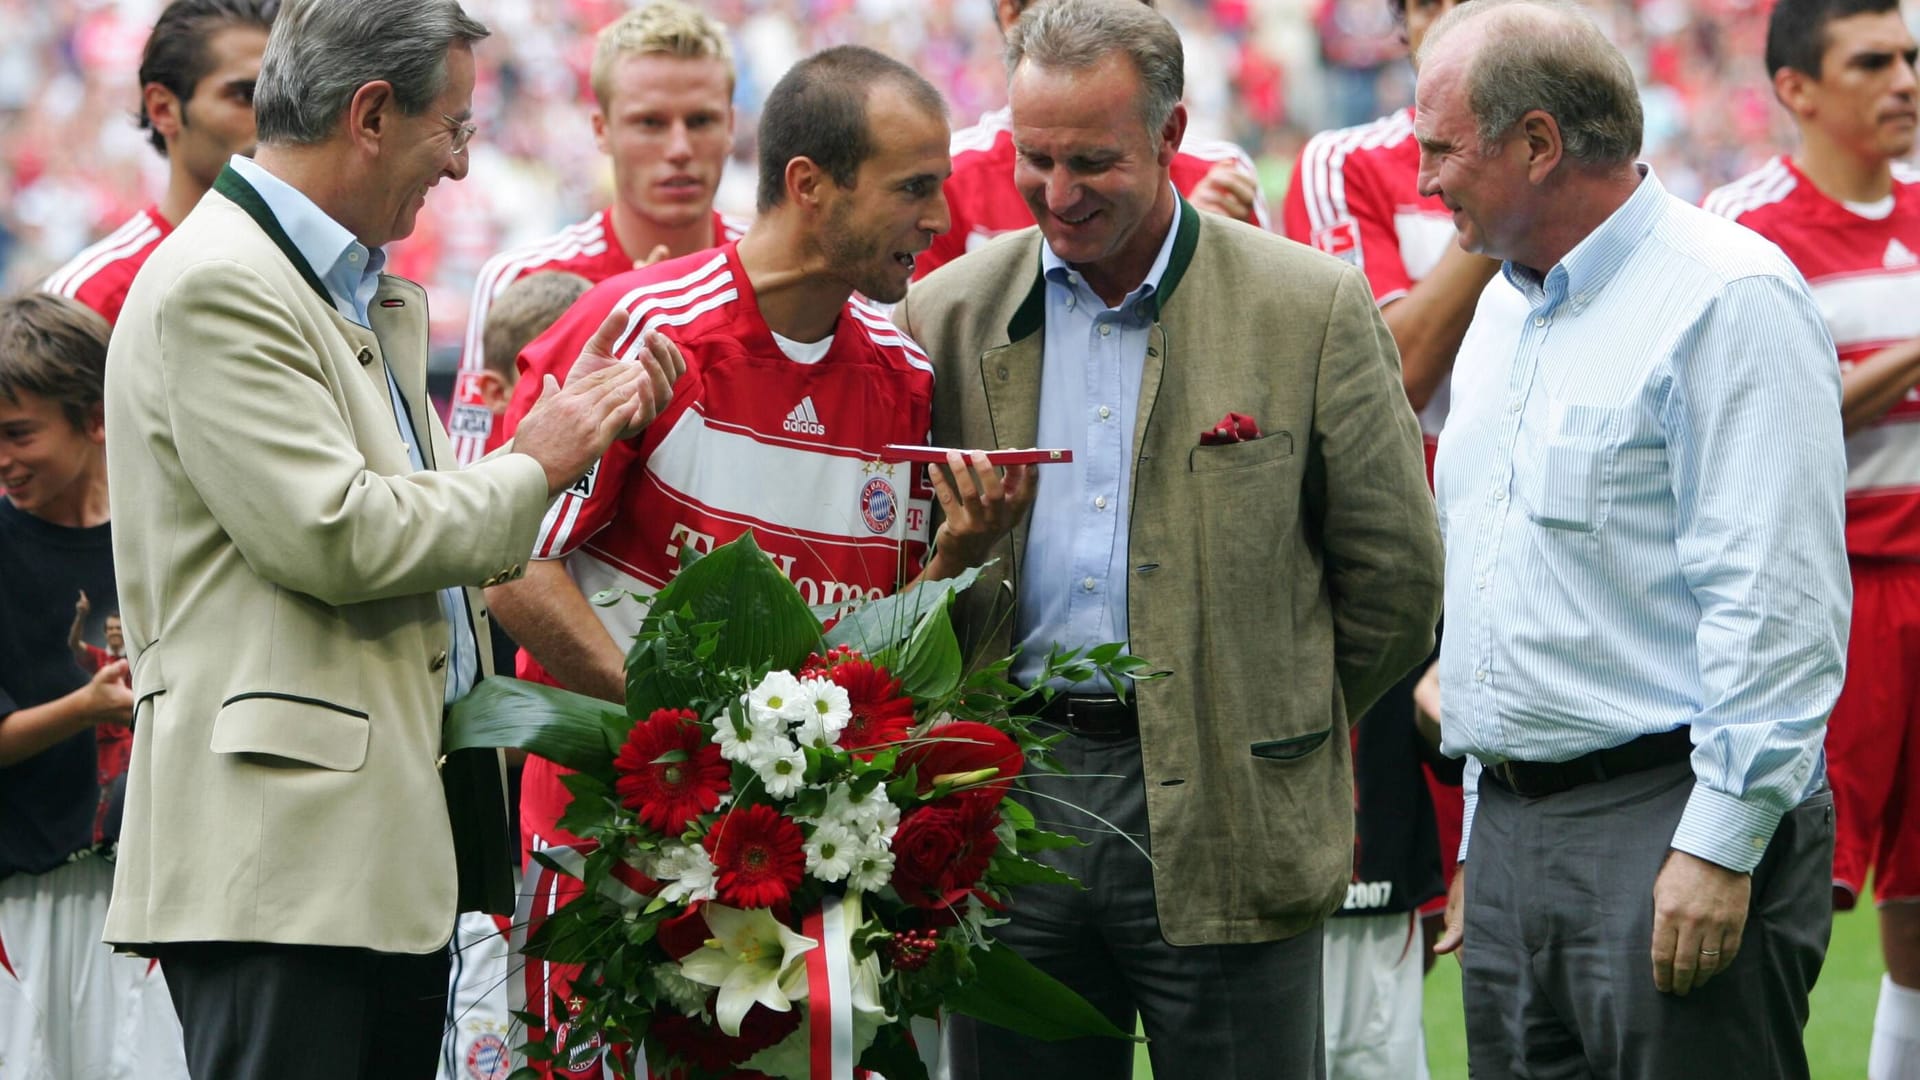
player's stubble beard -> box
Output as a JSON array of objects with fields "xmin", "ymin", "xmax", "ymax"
[{"xmin": 821, "ymin": 195, "xmax": 909, "ymax": 305}]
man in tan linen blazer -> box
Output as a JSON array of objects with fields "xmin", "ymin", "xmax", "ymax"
[
  {"xmin": 100, "ymin": 1, "xmax": 676, "ymax": 1074},
  {"xmin": 893, "ymin": 2, "xmax": 1442, "ymax": 1076}
]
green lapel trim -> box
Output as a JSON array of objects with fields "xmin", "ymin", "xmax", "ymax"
[
  {"xmin": 1146, "ymin": 193, "xmax": 1199, "ymax": 321},
  {"xmin": 212, "ymin": 164, "xmax": 333, "ymax": 309},
  {"xmin": 1003, "ymin": 193, "xmax": 1201, "ymax": 340},
  {"xmin": 1004, "ymin": 240, "xmax": 1049, "ymax": 344}
]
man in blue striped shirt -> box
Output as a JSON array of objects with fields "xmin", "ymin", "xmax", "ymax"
[{"xmin": 1416, "ymin": 0, "xmax": 1852, "ymax": 1074}]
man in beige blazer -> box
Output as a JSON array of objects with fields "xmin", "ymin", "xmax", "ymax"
[
  {"xmin": 101, "ymin": 1, "xmax": 678, "ymax": 1076},
  {"xmin": 893, "ymin": 1, "xmax": 1443, "ymax": 1076}
]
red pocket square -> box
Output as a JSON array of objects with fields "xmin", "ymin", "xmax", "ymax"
[{"xmin": 1200, "ymin": 412, "xmax": 1261, "ymax": 446}]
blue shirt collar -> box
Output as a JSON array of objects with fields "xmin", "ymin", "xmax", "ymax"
[
  {"xmin": 1504, "ymin": 163, "xmax": 1664, "ymax": 310},
  {"xmin": 1041, "ymin": 186, "xmax": 1183, "ymax": 314},
  {"xmin": 228, "ymin": 154, "xmax": 385, "ymax": 326}
]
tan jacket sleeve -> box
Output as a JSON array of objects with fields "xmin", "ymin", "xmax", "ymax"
[
  {"xmin": 1308, "ymin": 266, "xmax": 1444, "ymax": 717},
  {"xmin": 155, "ymin": 259, "xmax": 551, "ymax": 607}
]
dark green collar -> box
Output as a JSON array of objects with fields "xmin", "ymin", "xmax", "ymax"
[
  {"xmin": 213, "ymin": 163, "xmax": 334, "ymax": 309},
  {"xmin": 1005, "ymin": 192, "xmax": 1200, "ymax": 343}
]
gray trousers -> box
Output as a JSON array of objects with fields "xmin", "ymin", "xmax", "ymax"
[
  {"xmin": 947, "ymin": 731, "xmax": 1328, "ymax": 1080},
  {"xmin": 1462, "ymin": 760, "xmax": 1833, "ymax": 1079}
]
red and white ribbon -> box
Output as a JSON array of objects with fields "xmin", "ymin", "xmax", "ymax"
[{"xmin": 803, "ymin": 894, "xmax": 855, "ymax": 1080}]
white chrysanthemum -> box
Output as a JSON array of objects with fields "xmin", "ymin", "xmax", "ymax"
[
  {"xmin": 651, "ymin": 841, "xmax": 719, "ymax": 904},
  {"xmin": 712, "ymin": 703, "xmax": 787, "ymax": 767},
  {"xmin": 652, "ymin": 962, "xmax": 713, "ymax": 1019},
  {"xmin": 791, "ymin": 677, "xmax": 853, "ymax": 748},
  {"xmin": 745, "ymin": 670, "xmax": 810, "ymax": 726},
  {"xmin": 844, "ymin": 842, "xmax": 896, "ymax": 893},
  {"xmin": 804, "ymin": 820, "xmax": 859, "ymax": 883},
  {"xmin": 819, "ymin": 784, "xmax": 900, "ymax": 841},
  {"xmin": 756, "ymin": 743, "xmax": 810, "ymax": 799}
]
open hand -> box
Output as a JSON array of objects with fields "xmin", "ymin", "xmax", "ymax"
[
  {"xmin": 927, "ymin": 450, "xmax": 1037, "ymax": 575},
  {"xmin": 1434, "ymin": 866, "xmax": 1465, "ymax": 956},
  {"xmin": 1651, "ymin": 849, "xmax": 1750, "ymax": 995}
]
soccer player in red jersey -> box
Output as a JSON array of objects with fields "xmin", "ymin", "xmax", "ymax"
[
  {"xmin": 1705, "ymin": 1, "xmax": 1920, "ymax": 1073},
  {"xmin": 488, "ymin": 47, "xmax": 1032, "ymax": 1076},
  {"xmin": 912, "ymin": 0, "xmax": 1268, "ymax": 280},
  {"xmin": 451, "ymin": 1, "xmax": 747, "ymax": 466},
  {"xmin": 41, "ymin": 0, "xmax": 274, "ymax": 326},
  {"xmin": 1281, "ymin": 3, "xmax": 1529, "ymax": 1076}
]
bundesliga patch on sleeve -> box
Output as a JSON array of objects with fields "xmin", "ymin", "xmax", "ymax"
[
  {"xmin": 449, "ymin": 371, "xmax": 494, "ymax": 440},
  {"xmin": 566, "ymin": 460, "xmax": 597, "ymax": 500},
  {"xmin": 1311, "ymin": 219, "xmax": 1364, "ymax": 267}
]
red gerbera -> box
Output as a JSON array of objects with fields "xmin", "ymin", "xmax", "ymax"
[
  {"xmin": 702, "ymin": 803, "xmax": 807, "ymax": 909},
  {"xmin": 827, "ymin": 659, "xmax": 914, "ymax": 757},
  {"xmin": 614, "ymin": 708, "xmax": 731, "ymax": 835}
]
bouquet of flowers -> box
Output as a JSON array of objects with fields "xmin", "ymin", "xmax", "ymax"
[{"xmin": 447, "ymin": 535, "xmax": 1148, "ymax": 1080}]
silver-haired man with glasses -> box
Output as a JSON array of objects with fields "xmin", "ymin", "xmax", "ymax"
[{"xmin": 99, "ymin": 0, "xmax": 684, "ymax": 1075}]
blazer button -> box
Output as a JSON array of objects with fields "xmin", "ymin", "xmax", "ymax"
[
  {"xmin": 430, "ymin": 650, "xmax": 448, "ymax": 672},
  {"xmin": 996, "ymin": 365, "xmax": 1009, "ymax": 380},
  {"xmin": 357, "ymin": 346, "xmax": 374, "ymax": 366}
]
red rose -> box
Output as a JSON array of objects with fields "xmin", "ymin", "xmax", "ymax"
[
  {"xmin": 652, "ymin": 1004, "xmax": 801, "ymax": 1071},
  {"xmin": 890, "ymin": 797, "xmax": 1002, "ymax": 909},
  {"xmin": 614, "ymin": 708, "xmax": 732, "ymax": 835},
  {"xmin": 894, "ymin": 721, "xmax": 1023, "ymax": 808},
  {"xmin": 703, "ymin": 804, "xmax": 807, "ymax": 909}
]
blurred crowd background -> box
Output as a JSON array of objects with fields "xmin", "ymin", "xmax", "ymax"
[{"xmin": 0, "ymin": 0, "xmax": 1850, "ymax": 361}]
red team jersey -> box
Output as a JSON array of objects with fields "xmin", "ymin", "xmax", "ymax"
[
  {"xmin": 914, "ymin": 107, "xmax": 1269, "ymax": 280},
  {"xmin": 1706, "ymin": 156, "xmax": 1920, "ymax": 560},
  {"xmin": 503, "ymin": 243, "xmax": 936, "ymax": 856},
  {"xmin": 1283, "ymin": 107, "xmax": 1476, "ymax": 466},
  {"xmin": 40, "ymin": 206, "xmax": 172, "ymax": 325},
  {"xmin": 451, "ymin": 206, "xmax": 748, "ymax": 465}
]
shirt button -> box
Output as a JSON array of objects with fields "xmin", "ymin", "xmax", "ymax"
[
  {"xmin": 1082, "ymin": 576, "xmax": 1097, "ymax": 592},
  {"xmin": 1099, "ymin": 324, "xmax": 1112, "ymax": 337},
  {"xmin": 1533, "ymin": 316, "xmax": 1547, "ymax": 328},
  {"xmin": 1494, "ymin": 488, "xmax": 1507, "ymax": 501},
  {"xmin": 1475, "ymin": 577, "xmax": 1487, "ymax": 590},
  {"xmin": 1066, "ymin": 296, "xmax": 1076, "ymax": 310},
  {"xmin": 1098, "ymin": 405, "xmax": 1112, "ymax": 420},
  {"xmin": 1509, "ymin": 399, "xmax": 1522, "ymax": 413},
  {"xmin": 1094, "ymin": 495, "xmax": 1108, "ymax": 509},
  {"xmin": 1474, "ymin": 668, "xmax": 1487, "ymax": 682}
]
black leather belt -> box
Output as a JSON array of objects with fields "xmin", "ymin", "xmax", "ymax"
[
  {"xmin": 1484, "ymin": 727, "xmax": 1692, "ymax": 798},
  {"xmin": 1037, "ymin": 694, "xmax": 1139, "ymax": 738}
]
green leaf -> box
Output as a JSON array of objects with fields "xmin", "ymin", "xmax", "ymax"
[
  {"xmin": 858, "ymin": 1023, "xmax": 932, "ymax": 1080},
  {"xmin": 825, "ymin": 562, "xmax": 987, "ymax": 656},
  {"xmin": 626, "ymin": 534, "xmax": 823, "ymax": 715},
  {"xmin": 988, "ymin": 852, "xmax": 1082, "ymax": 888},
  {"xmin": 947, "ymin": 944, "xmax": 1140, "ymax": 1042},
  {"xmin": 1015, "ymin": 827, "xmax": 1086, "ymax": 853},
  {"xmin": 446, "ymin": 678, "xmax": 624, "ymax": 782},
  {"xmin": 892, "ymin": 593, "xmax": 962, "ymax": 699}
]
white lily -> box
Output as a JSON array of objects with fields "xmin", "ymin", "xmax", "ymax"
[{"xmin": 676, "ymin": 903, "xmax": 818, "ymax": 1036}]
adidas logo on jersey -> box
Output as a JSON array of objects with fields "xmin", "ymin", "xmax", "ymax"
[
  {"xmin": 782, "ymin": 396, "xmax": 827, "ymax": 436},
  {"xmin": 1886, "ymin": 239, "xmax": 1918, "ymax": 269}
]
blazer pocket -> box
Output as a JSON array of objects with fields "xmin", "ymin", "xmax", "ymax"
[
  {"xmin": 211, "ymin": 692, "xmax": 371, "ymax": 772},
  {"xmin": 1250, "ymin": 728, "xmax": 1332, "ymax": 762},
  {"xmin": 1188, "ymin": 431, "xmax": 1294, "ymax": 474}
]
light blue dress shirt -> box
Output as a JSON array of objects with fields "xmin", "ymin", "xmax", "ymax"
[
  {"xmin": 229, "ymin": 155, "xmax": 480, "ymax": 707},
  {"xmin": 1011, "ymin": 195, "xmax": 1182, "ymax": 691},
  {"xmin": 1434, "ymin": 167, "xmax": 1851, "ymax": 874}
]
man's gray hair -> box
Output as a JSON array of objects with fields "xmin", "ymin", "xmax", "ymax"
[
  {"xmin": 253, "ymin": 0, "xmax": 489, "ymax": 145},
  {"xmin": 1421, "ymin": 0, "xmax": 1642, "ymax": 168},
  {"xmin": 1006, "ymin": 0, "xmax": 1183, "ymax": 142}
]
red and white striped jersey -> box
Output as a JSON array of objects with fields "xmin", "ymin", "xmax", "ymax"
[
  {"xmin": 503, "ymin": 244, "xmax": 936, "ymax": 855},
  {"xmin": 1706, "ymin": 155, "xmax": 1920, "ymax": 561},
  {"xmin": 40, "ymin": 206, "xmax": 171, "ymax": 326},
  {"xmin": 1283, "ymin": 106, "xmax": 1475, "ymax": 463},
  {"xmin": 913, "ymin": 106, "xmax": 1270, "ymax": 280},
  {"xmin": 451, "ymin": 206, "xmax": 748, "ymax": 465}
]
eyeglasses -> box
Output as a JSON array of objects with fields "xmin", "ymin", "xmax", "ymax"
[{"xmin": 441, "ymin": 114, "xmax": 477, "ymax": 155}]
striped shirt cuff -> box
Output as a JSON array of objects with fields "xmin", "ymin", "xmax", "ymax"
[
  {"xmin": 1670, "ymin": 783, "xmax": 1783, "ymax": 874},
  {"xmin": 1458, "ymin": 757, "xmax": 1480, "ymax": 864}
]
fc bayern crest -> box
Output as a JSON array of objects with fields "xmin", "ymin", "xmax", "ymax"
[
  {"xmin": 860, "ymin": 476, "xmax": 897, "ymax": 534},
  {"xmin": 464, "ymin": 1034, "xmax": 510, "ymax": 1080}
]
